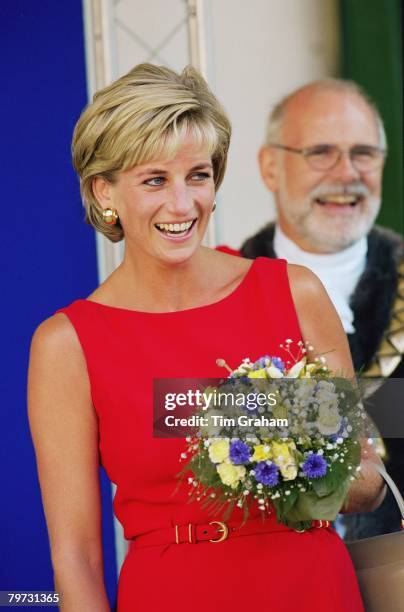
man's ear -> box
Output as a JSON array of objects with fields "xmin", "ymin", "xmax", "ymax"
[
  {"xmin": 258, "ymin": 146, "xmax": 279, "ymax": 193},
  {"xmin": 92, "ymin": 176, "xmax": 114, "ymax": 209}
]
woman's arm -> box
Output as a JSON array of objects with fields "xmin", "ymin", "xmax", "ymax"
[
  {"xmin": 28, "ymin": 314, "xmax": 110, "ymax": 611},
  {"xmin": 287, "ymin": 263, "xmax": 386, "ymax": 514}
]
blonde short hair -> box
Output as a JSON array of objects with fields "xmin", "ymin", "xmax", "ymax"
[{"xmin": 72, "ymin": 63, "xmax": 232, "ymax": 242}]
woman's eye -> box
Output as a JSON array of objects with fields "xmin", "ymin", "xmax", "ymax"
[
  {"xmin": 144, "ymin": 172, "xmax": 211, "ymax": 186},
  {"xmin": 145, "ymin": 176, "xmax": 165, "ymax": 186},
  {"xmin": 190, "ymin": 172, "xmax": 211, "ymax": 181}
]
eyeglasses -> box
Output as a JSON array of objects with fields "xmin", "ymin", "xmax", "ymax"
[{"xmin": 269, "ymin": 143, "xmax": 386, "ymax": 172}]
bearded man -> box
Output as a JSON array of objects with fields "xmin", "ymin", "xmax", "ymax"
[{"xmin": 232, "ymin": 80, "xmax": 404, "ymax": 539}]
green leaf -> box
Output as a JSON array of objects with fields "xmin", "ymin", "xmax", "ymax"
[
  {"xmin": 311, "ymin": 440, "xmax": 361, "ymax": 498},
  {"xmin": 278, "ymin": 488, "xmax": 299, "ymax": 516},
  {"xmin": 311, "ymin": 462, "xmax": 346, "ymax": 497},
  {"xmin": 285, "ymin": 479, "xmax": 351, "ymax": 522}
]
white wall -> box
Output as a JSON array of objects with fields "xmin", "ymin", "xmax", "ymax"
[
  {"xmin": 107, "ymin": 0, "xmax": 340, "ymax": 248},
  {"xmin": 209, "ymin": 0, "xmax": 340, "ymax": 246}
]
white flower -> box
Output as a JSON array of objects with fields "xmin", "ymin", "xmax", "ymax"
[
  {"xmin": 315, "ymin": 404, "xmax": 342, "ymax": 436},
  {"xmin": 200, "ymin": 411, "xmax": 225, "ymax": 437},
  {"xmin": 294, "ymin": 380, "xmax": 316, "ymax": 401},
  {"xmin": 266, "ymin": 365, "xmax": 283, "ymax": 378},
  {"xmin": 286, "ymin": 359, "xmax": 307, "ymax": 378}
]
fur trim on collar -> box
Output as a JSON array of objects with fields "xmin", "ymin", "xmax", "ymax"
[{"xmin": 241, "ymin": 223, "xmax": 403, "ymax": 373}]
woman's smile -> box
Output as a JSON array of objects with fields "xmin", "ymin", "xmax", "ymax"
[{"xmin": 154, "ymin": 217, "xmax": 198, "ymax": 241}]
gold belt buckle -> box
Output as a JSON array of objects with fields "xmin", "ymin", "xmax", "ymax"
[
  {"xmin": 315, "ymin": 520, "xmax": 330, "ymax": 529},
  {"xmin": 208, "ymin": 521, "xmax": 229, "ymax": 543}
]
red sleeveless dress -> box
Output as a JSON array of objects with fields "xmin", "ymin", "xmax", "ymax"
[{"xmin": 56, "ymin": 257, "xmax": 363, "ymax": 612}]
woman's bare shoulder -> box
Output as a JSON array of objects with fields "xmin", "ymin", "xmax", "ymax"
[
  {"xmin": 208, "ymin": 246, "xmax": 252, "ymax": 274},
  {"xmin": 286, "ymin": 262, "xmax": 323, "ymax": 292},
  {"xmin": 285, "ymin": 263, "xmax": 329, "ymax": 306},
  {"xmin": 32, "ymin": 312, "xmax": 77, "ymax": 346},
  {"xmin": 29, "ymin": 313, "xmax": 93, "ymax": 422},
  {"xmin": 30, "ymin": 312, "xmax": 85, "ymax": 369}
]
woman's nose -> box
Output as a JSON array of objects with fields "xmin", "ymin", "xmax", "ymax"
[{"xmin": 165, "ymin": 186, "xmax": 193, "ymax": 216}]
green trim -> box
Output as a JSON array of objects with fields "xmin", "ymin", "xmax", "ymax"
[{"xmin": 340, "ymin": 0, "xmax": 403, "ymax": 234}]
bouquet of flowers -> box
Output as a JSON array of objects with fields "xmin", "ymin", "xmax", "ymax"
[{"xmin": 179, "ymin": 340, "xmax": 368, "ymax": 531}]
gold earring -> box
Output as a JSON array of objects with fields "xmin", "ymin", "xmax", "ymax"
[
  {"xmin": 212, "ymin": 200, "xmax": 217, "ymax": 212},
  {"xmin": 102, "ymin": 207, "xmax": 119, "ymax": 225}
]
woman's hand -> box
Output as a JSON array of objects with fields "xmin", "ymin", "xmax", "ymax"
[
  {"xmin": 287, "ymin": 264, "xmax": 386, "ymax": 514},
  {"xmin": 28, "ymin": 314, "xmax": 110, "ymax": 611}
]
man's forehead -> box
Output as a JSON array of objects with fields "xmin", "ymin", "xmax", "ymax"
[{"xmin": 282, "ymin": 90, "xmax": 379, "ymax": 145}]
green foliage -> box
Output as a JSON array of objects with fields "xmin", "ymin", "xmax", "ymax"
[
  {"xmin": 189, "ymin": 452, "xmax": 219, "ymax": 486},
  {"xmin": 272, "ymin": 487, "xmax": 299, "ymax": 523},
  {"xmin": 285, "ymin": 480, "xmax": 351, "ymax": 523}
]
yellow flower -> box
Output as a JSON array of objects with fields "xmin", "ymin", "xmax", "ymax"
[
  {"xmin": 217, "ymin": 462, "xmax": 246, "ymax": 489},
  {"xmin": 247, "ymin": 368, "xmax": 267, "ymax": 379},
  {"xmin": 208, "ymin": 439, "xmax": 230, "ymax": 464},
  {"xmin": 251, "ymin": 444, "xmax": 272, "ymax": 462},
  {"xmin": 305, "ymin": 363, "xmax": 317, "ymax": 374},
  {"xmin": 271, "ymin": 440, "xmax": 295, "ymax": 459},
  {"xmin": 271, "ymin": 440, "xmax": 297, "ymax": 481},
  {"xmin": 280, "ymin": 462, "xmax": 298, "ymax": 481}
]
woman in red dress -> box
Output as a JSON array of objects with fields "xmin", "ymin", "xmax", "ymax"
[{"xmin": 28, "ymin": 63, "xmax": 384, "ymax": 611}]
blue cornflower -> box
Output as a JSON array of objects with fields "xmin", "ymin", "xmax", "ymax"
[
  {"xmin": 253, "ymin": 355, "xmax": 271, "ymax": 369},
  {"xmin": 302, "ymin": 453, "xmax": 328, "ymax": 479},
  {"xmin": 254, "ymin": 461, "xmax": 279, "ymax": 486},
  {"xmin": 270, "ymin": 356, "xmax": 285, "ymax": 371},
  {"xmin": 230, "ymin": 440, "xmax": 252, "ymax": 465}
]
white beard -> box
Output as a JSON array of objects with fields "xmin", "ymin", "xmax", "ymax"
[{"xmin": 278, "ymin": 182, "xmax": 381, "ymax": 253}]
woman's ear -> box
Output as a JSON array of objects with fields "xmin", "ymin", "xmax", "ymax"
[
  {"xmin": 258, "ymin": 146, "xmax": 279, "ymax": 193},
  {"xmin": 92, "ymin": 176, "xmax": 113, "ymax": 208}
]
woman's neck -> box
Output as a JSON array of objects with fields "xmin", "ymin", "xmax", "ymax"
[{"xmin": 110, "ymin": 246, "xmax": 212, "ymax": 313}]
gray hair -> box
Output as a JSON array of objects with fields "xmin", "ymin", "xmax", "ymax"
[{"xmin": 265, "ymin": 78, "xmax": 387, "ymax": 151}]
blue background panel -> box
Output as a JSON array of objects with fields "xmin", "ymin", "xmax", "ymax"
[{"xmin": 0, "ymin": 1, "xmax": 117, "ymax": 607}]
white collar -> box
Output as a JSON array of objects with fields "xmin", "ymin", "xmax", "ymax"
[{"xmin": 273, "ymin": 224, "xmax": 368, "ymax": 333}]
